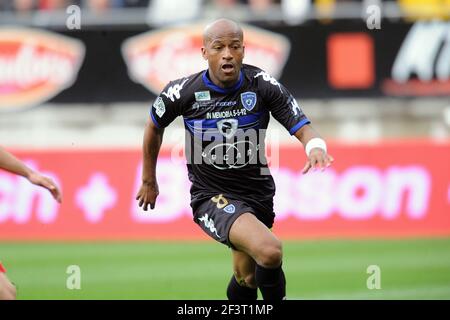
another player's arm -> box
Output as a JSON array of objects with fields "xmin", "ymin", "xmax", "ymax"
[
  {"xmin": 0, "ymin": 265, "xmax": 16, "ymax": 300},
  {"xmin": 293, "ymin": 125, "xmax": 334, "ymax": 174},
  {"xmin": 136, "ymin": 118, "xmax": 164, "ymax": 211},
  {"xmin": 0, "ymin": 146, "xmax": 61, "ymax": 202},
  {"xmin": 0, "ymin": 146, "xmax": 34, "ymax": 177}
]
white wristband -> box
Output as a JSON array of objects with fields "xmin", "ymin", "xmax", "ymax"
[{"xmin": 305, "ymin": 138, "xmax": 327, "ymax": 157}]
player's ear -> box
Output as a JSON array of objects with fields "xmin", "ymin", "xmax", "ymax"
[
  {"xmin": 201, "ymin": 47, "xmax": 208, "ymax": 61},
  {"xmin": 242, "ymin": 45, "xmax": 245, "ymax": 59}
]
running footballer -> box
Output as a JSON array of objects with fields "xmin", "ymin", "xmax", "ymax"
[{"xmin": 136, "ymin": 19, "xmax": 334, "ymax": 300}]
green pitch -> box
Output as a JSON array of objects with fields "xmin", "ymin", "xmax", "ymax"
[{"xmin": 1, "ymin": 238, "xmax": 450, "ymax": 300}]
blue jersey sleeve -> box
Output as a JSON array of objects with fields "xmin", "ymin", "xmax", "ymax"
[{"xmin": 149, "ymin": 78, "xmax": 189, "ymax": 128}]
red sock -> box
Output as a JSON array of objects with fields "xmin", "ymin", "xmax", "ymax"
[{"xmin": 0, "ymin": 262, "xmax": 6, "ymax": 273}]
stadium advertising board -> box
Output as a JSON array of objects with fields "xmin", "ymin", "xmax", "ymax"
[
  {"xmin": 1, "ymin": 142, "xmax": 449, "ymax": 240},
  {"xmin": 0, "ymin": 27, "xmax": 85, "ymax": 110},
  {"xmin": 121, "ymin": 23, "xmax": 291, "ymax": 95},
  {"xmin": 0, "ymin": 22, "xmax": 447, "ymax": 105},
  {"xmin": 36, "ymin": 20, "xmax": 448, "ymax": 103}
]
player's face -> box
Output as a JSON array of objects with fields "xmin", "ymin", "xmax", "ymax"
[{"xmin": 202, "ymin": 34, "xmax": 244, "ymax": 88}]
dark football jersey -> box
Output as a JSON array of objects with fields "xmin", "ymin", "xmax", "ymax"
[{"xmin": 150, "ymin": 64, "xmax": 310, "ymax": 213}]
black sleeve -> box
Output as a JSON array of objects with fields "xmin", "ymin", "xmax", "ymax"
[
  {"xmin": 259, "ymin": 72, "xmax": 310, "ymax": 135},
  {"xmin": 149, "ymin": 78, "xmax": 188, "ymax": 128}
]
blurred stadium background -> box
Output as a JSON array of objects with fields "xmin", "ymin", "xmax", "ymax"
[{"xmin": 0, "ymin": 0, "xmax": 449, "ymax": 300}]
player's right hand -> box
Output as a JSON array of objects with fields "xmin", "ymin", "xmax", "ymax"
[{"xmin": 136, "ymin": 181, "xmax": 159, "ymax": 211}]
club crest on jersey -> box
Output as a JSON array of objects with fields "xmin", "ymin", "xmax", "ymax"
[
  {"xmin": 217, "ymin": 119, "xmax": 238, "ymax": 139},
  {"xmin": 240, "ymin": 92, "xmax": 257, "ymax": 111}
]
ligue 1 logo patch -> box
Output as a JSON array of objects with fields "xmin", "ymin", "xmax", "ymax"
[
  {"xmin": 240, "ymin": 92, "xmax": 257, "ymax": 111},
  {"xmin": 153, "ymin": 96, "xmax": 165, "ymax": 117}
]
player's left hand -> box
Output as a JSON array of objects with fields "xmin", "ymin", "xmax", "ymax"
[{"xmin": 302, "ymin": 148, "xmax": 334, "ymax": 174}]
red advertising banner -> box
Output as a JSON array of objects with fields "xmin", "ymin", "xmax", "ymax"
[
  {"xmin": 0, "ymin": 27, "xmax": 85, "ymax": 111},
  {"xmin": 0, "ymin": 141, "xmax": 449, "ymax": 240}
]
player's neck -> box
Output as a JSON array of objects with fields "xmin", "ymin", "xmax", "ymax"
[{"xmin": 206, "ymin": 70, "xmax": 241, "ymax": 89}]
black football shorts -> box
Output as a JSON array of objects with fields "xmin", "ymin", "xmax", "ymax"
[{"xmin": 193, "ymin": 194, "xmax": 275, "ymax": 248}]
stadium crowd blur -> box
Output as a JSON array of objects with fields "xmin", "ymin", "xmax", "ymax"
[
  {"xmin": 0, "ymin": 0, "xmax": 283, "ymax": 12},
  {"xmin": 0, "ymin": 0, "xmax": 448, "ymax": 145},
  {"xmin": 0, "ymin": 0, "xmax": 448, "ymax": 21}
]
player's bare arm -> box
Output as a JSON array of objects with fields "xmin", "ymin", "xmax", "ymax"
[
  {"xmin": 293, "ymin": 124, "xmax": 334, "ymax": 174},
  {"xmin": 136, "ymin": 117, "xmax": 164, "ymax": 211},
  {"xmin": 0, "ymin": 146, "xmax": 62, "ymax": 203},
  {"xmin": 0, "ymin": 271, "xmax": 16, "ymax": 300}
]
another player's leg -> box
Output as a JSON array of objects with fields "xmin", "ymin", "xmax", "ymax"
[
  {"xmin": 0, "ymin": 263, "xmax": 16, "ymax": 300},
  {"xmin": 227, "ymin": 250, "xmax": 257, "ymax": 300},
  {"xmin": 229, "ymin": 213, "xmax": 286, "ymax": 300}
]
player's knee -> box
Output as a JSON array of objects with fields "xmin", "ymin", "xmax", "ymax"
[{"xmin": 257, "ymin": 241, "xmax": 283, "ymax": 268}]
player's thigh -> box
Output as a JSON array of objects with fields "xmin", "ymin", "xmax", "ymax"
[
  {"xmin": 229, "ymin": 212, "xmax": 282, "ymax": 266},
  {"xmin": 232, "ymin": 249, "xmax": 256, "ymax": 288}
]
